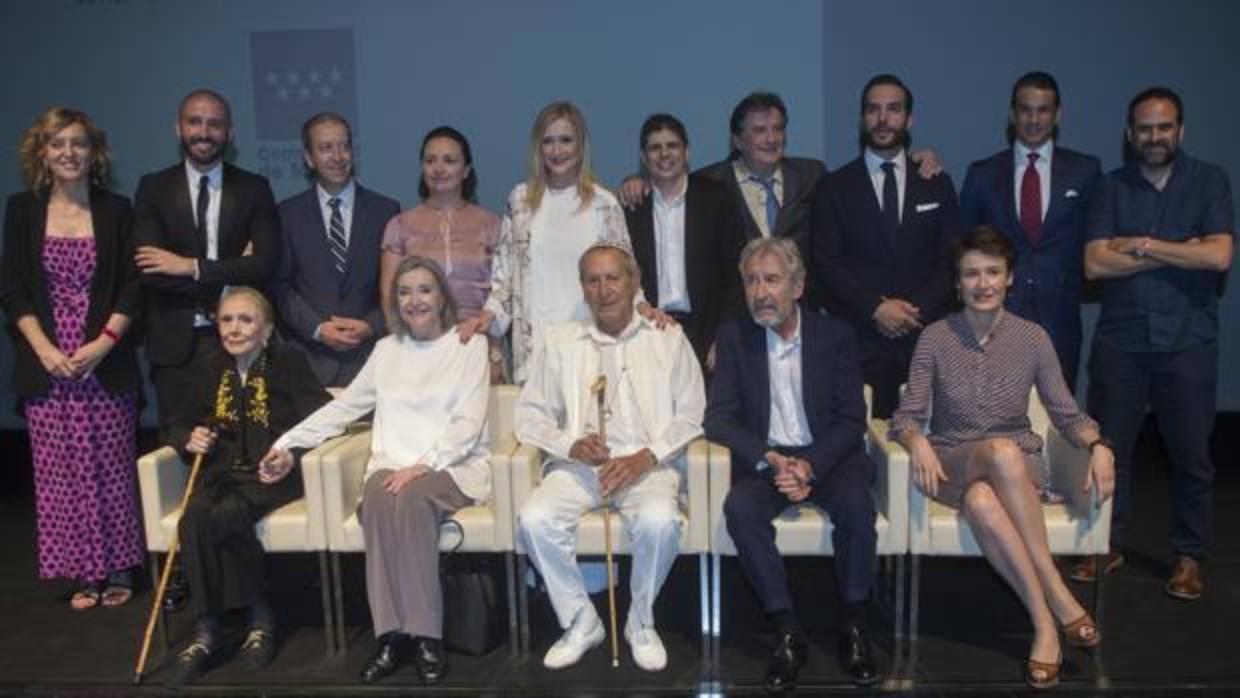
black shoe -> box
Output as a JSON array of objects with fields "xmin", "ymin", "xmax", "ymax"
[
  {"xmin": 166, "ymin": 639, "xmax": 216, "ymax": 687},
  {"xmin": 360, "ymin": 634, "xmax": 409, "ymax": 684},
  {"xmin": 764, "ymin": 630, "xmax": 807, "ymax": 694},
  {"xmin": 163, "ymin": 571, "xmax": 189, "ymax": 613},
  {"xmin": 239, "ymin": 626, "xmax": 277, "ymax": 670},
  {"xmin": 413, "ymin": 636, "xmax": 448, "ymax": 684},
  {"xmin": 837, "ymin": 625, "xmax": 879, "ymax": 686}
]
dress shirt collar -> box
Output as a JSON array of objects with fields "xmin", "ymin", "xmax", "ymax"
[
  {"xmin": 764, "ymin": 306, "xmax": 802, "ymax": 357},
  {"xmin": 317, "ymin": 178, "xmax": 356, "ymax": 208},
  {"xmin": 184, "ymin": 159, "xmax": 223, "ymax": 189},
  {"xmin": 732, "ymin": 158, "xmax": 784, "ymax": 188},
  {"xmin": 1014, "ymin": 139, "xmax": 1054, "ymax": 166},
  {"xmin": 864, "ymin": 148, "xmax": 906, "ymax": 177},
  {"xmin": 950, "ymin": 309, "xmax": 1011, "ymax": 348},
  {"xmin": 582, "ymin": 312, "xmax": 648, "ymax": 345},
  {"xmin": 652, "ymin": 177, "xmax": 688, "ymax": 208}
]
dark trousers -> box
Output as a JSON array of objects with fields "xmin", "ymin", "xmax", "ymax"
[
  {"xmin": 178, "ymin": 466, "xmax": 303, "ymax": 618},
  {"xmin": 1087, "ymin": 339, "xmax": 1217, "ymax": 558},
  {"xmin": 723, "ymin": 449, "xmax": 877, "ymax": 627},
  {"xmin": 151, "ymin": 328, "xmax": 220, "ymax": 440},
  {"xmin": 860, "ymin": 337, "xmax": 915, "ymax": 419}
]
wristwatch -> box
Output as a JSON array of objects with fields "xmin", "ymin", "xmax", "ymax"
[{"xmin": 489, "ymin": 348, "xmax": 504, "ymax": 363}]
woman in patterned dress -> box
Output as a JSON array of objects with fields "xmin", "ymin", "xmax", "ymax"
[
  {"xmin": 379, "ymin": 126, "xmax": 505, "ymax": 382},
  {"xmin": 457, "ymin": 101, "xmax": 667, "ymax": 384},
  {"xmin": 890, "ymin": 226, "xmax": 1116, "ymax": 689},
  {"xmin": 0, "ymin": 108, "xmax": 143, "ymax": 610}
]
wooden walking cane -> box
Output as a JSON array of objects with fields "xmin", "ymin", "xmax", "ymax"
[
  {"xmin": 133, "ymin": 417, "xmax": 226, "ymax": 685},
  {"xmin": 591, "ymin": 375, "xmax": 621, "ymax": 668}
]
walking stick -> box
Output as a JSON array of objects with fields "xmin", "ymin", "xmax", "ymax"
[
  {"xmin": 133, "ymin": 418, "xmax": 225, "ymax": 685},
  {"xmin": 591, "ymin": 375, "xmax": 621, "ymax": 668}
]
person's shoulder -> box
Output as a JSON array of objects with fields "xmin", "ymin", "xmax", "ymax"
[
  {"xmin": 966, "ymin": 149, "xmax": 1009, "ymax": 174},
  {"xmin": 828, "ymin": 156, "xmax": 867, "ymax": 181},
  {"xmin": 464, "ymin": 202, "xmax": 502, "ymax": 226},
  {"xmin": 783, "ymin": 155, "xmax": 826, "ymax": 177},
  {"xmin": 223, "ymin": 163, "xmax": 273, "ymax": 192},
  {"xmin": 5, "ymin": 188, "xmax": 36, "ymax": 211},
  {"xmin": 1182, "ymin": 154, "xmax": 1231, "ymax": 185},
  {"xmin": 355, "ymin": 184, "xmax": 401, "ymax": 212},
  {"xmin": 692, "ymin": 159, "xmax": 732, "ymax": 181},
  {"xmin": 590, "ymin": 183, "xmax": 621, "ymax": 208},
  {"xmin": 804, "ymin": 309, "xmax": 856, "ymax": 344},
  {"xmin": 1052, "ymin": 145, "xmax": 1100, "ymax": 167},
  {"xmin": 277, "ymin": 187, "xmax": 315, "ymax": 212}
]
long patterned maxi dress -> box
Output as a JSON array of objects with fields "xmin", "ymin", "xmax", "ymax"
[{"xmin": 24, "ymin": 236, "xmax": 142, "ymax": 583}]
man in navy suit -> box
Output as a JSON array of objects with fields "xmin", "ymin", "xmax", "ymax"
[
  {"xmin": 959, "ymin": 72, "xmax": 1101, "ymax": 390},
  {"xmin": 624, "ymin": 113, "xmax": 745, "ymax": 369},
  {"xmin": 270, "ymin": 112, "xmax": 399, "ymax": 387},
  {"xmin": 133, "ymin": 89, "xmax": 281, "ymax": 435},
  {"xmin": 706, "ymin": 238, "xmax": 878, "ymax": 690},
  {"xmin": 813, "ymin": 74, "xmax": 960, "ymax": 419}
]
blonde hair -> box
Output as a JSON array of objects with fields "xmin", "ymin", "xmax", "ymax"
[
  {"xmin": 385, "ymin": 256, "xmax": 460, "ymax": 338},
  {"xmin": 18, "ymin": 107, "xmax": 112, "ymax": 190},
  {"xmin": 524, "ymin": 101, "xmax": 597, "ymax": 211}
]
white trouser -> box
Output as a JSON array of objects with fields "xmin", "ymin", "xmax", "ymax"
[{"xmin": 519, "ymin": 461, "xmax": 683, "ymax": 630}]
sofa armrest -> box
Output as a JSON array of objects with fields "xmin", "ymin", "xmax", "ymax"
[
  {"xmin": 489, "ymin": 433, "xmax": 519, "ymax": 550},
  {"xmin": 136, "ymin": 447, "xmax": 188, "ymax": 552},
  {"xmin": 300, "ymin": 434, "xmax": 354, "ymax": 550},
  {"xmin": 510, "ymin": 443, "xmax": 545, "ymax": 552},
  {"xmin": 867, "ymin": 418, "xmax": 910, "ymax": 545},
  {"xmin": 320, "ymin": 430, "xmax": 372, "ymax": 550},
  {"xmin": 683, "ymin": 439, "xmax": 709, "ymax": 552}
]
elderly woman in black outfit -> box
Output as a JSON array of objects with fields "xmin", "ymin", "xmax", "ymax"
[
  {"xmin": 165, "ymin": 287, "xmax": 330, "ymax": 686},
  {"xmin": 1, "ymin": 107, "xmax": 143, "ymax": 610}
]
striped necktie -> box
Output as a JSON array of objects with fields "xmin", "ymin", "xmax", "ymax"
[{"xmin": 327, "ymin": 197, "xmax": 347, "ymax": 274}]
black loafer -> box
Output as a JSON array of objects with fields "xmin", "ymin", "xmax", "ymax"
[
  {"xmin": 838, "ymin": 625, "xmax": 879, "ymax": 686},
  {"xmin": 360, "ymin": 634, "xmax": 409, "ymax": 684},
  {"xmin": 239, "ymin": 627, "xmax": 277, "ymax": 670},
  {"xmin": 764, "ymin": 630, "xmax": 807, "ymax": 694},
  {"xmin": 166, "ymin": 639, "xmax": 215, "ymax": 687},
  {"xmin": 413, "ymin": 636, "xmax": 448, "ymax": 684},
  {"xmin": 163, "ymin": 571, "xmax": 190, "ymax": 613}
]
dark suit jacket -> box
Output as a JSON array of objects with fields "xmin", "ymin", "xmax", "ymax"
[
  {"xmin": 168, "ymin": 342, "xmax": 330, "ymax": 470},
  {"xmin": 1, "ymin": 188, "xmax": 141, "ymax": 398},
  {"xmin": 696, "ymin": 156, "xmax": 827, "ymax": 305},
  {"xmin": 812, "ymin": 156, "xmax": 960, "ymax": 347},
  {"xmin": 959, "ymin": 147, "xmax": 1100, "ymax": 371},
  {"xmin": 271, "ymin": 184, "xmax": 400, "ymax": 386},
  {"xmin": 132, "ymin": 162, "xmax": 280, "ymax": 367},
  {"xmin": 704, "ymin": 310, "xmax": 870, "ymax": 484},
  {"xmin": 625, "ymin": 175, "xmax": 744, "ymax": 363}
]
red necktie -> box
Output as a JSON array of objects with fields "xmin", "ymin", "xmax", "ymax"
[{"xmin": 1019, "ymin": 152, "xmax": 1042, "ymax": 247}]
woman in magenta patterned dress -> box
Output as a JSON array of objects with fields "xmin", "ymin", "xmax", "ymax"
[
  {"xmin": 890, "ymin": 226, "xmax": 1115, "ymax": 689},
  {"xmin": 0, "ymin": 108, "xmax": 143, "ymax": 610},
  {"xmin": 379, "ymin": 126, "xmax": 505, "ymax": 382}
]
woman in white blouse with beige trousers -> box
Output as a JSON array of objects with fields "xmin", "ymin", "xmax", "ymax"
[{"xmin": 263, "ymin": 255, "xmax": 489, "ymax": 685}]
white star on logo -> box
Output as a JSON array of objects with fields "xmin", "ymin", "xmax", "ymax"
[
  {"xmin": 319, "ymin": 86, "xmax": 333, "ymax": 98},
  {"xmin": 277, "ymin": 87, "xmax": 290, "ymax": 101},
  {"xmin": 329, "ymin": 68, "xmax": 343, "ymax": 83},
  {"xmin": 287, "ymin": 71, "xmax": 300, "ymax": 85},
  {"xmin": 299, "ymin": 86, "xmax": 312, "ymax": 99},
  {"xmin": 266, "ymin": 72, "xmax": 279, "ymax": 86},
  {"xmin": 308, "ymin": 71, "xmax": 321, "ymax": 84}
]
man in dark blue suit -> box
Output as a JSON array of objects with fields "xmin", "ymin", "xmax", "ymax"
[
  {"xmin": 270, "ymin": 113, "xmax": 400, "ymax": 387},
  {"xmin": 959, "ymin": 72, "xmax": 1101, "ymax": 390},
  {"xmin": 706, "ymin": 238, "xmax": 878, "ymax": 690},
  {"xmin": 813, "ymin": 74, "xmax": 959, "ymax": 419}
]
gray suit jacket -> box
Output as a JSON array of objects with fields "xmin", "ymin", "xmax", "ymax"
[{"xmin": 271, "ymin": 184, "xmax": 400, "ymax": 386}]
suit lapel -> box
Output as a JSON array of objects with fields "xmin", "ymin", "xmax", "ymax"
[
  {"xmin": 744, "ymin": 320, "xmax": 772, "ymax": 440},
  {"xmin": 170, "ymin": 167, "xmax": 200, "ymax": 256},
  {"xmin": 629, "ymin": 197, "xmax": 658, "ymax": 306},
  {"xmin": 1043, "ymin": 149, "xmax": 1070, "ymax": 235},
  {"xmin": 798, "ymin": 310, "xmax": 820, "ymax": 427},
  {"xmin": 218, "ymin": 165, "xmax": 237, "ymax": 257},
  {"xmin": 773, "ymin": 161, "xmax": 799, "ymax": 237},
  {"xmin": 723, "ymin": 164, "xmax": 762, "ymax": 240}
]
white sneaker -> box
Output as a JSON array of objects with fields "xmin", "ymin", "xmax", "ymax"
[
  {"xmin": 625, "ymin": 621, "xmax": 667, "ymax": 672},
  {"xmin": 543, "ymin": 606, "xmax": 605, "ymax": 669}
]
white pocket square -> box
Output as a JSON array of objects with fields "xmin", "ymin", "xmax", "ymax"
[
  {"xmin": 1065, "ymin": 189, "xmax": 1080, "ymax": 198},
  {"xmin": 915, "ymin": 202, "xmax": 940, "ymax": 213}
]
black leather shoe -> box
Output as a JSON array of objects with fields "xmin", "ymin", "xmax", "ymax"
[
  {"xmin": 163, "ymin": 571, "xmax": 189, "ymax": 613},
  {"xmin": 239, "ymin": 626, "xmax": 277, "ymax": 670},
  {"xmin": 764, "ymin": 630, "xmax": 807, "ymax": 694},
  {"xmin": 359, "ymin": 635, "xmax": 409, "ymax": 684},
  {"xmin": 413, "ymin": 636, "xmax": 448, "ymax": 684},
  {"xmin": 837, "ymin": 625, "xmax": 879, "ymax": 686},
  {"xmin": 166, "ymin": 639, "xmax": 216, "ymax": 687}
]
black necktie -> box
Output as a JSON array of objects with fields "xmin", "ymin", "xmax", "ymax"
[
  {"xmin": 880, "ymin": 161, "xmax": 899, "ymax": 230},
  {"xmin": 196, "ymin": 175, "xmax": 210, "ymax": 248}
]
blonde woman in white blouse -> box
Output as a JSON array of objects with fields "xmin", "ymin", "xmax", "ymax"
[
  {"xmin": 458, "ymin": 101, "xmax": 666, "ymax": 383},
  {"xmin": 262, "ymin": 255, "xmax": 489, "ymax": 685}
]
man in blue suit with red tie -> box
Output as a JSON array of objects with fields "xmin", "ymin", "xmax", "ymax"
[{"xmin": 959, "ymin": 72, "xmax": 1101, "ymax": 391}]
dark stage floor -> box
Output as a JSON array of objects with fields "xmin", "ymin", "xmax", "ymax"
[{"xmin": 0, "ymin": 416, "xmax": 1237, "ymax": 696}]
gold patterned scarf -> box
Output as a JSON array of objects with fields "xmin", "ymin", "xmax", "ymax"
[{"xmin": 213, "ymin": 350, "xmax": 270, "ymax": 429}]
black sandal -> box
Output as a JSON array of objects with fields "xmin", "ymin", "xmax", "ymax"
[{"xmin": 101, "ymin": 569, "xmax": 134, "ymax": 608}]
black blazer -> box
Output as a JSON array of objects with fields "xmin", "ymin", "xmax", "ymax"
[
  {"xmin": 0, "ymin": 188, "xmax": 141, "ymax": 399},
  {"xmin": 704, "ymin": 310, "xmax": 870, "ymax": 484},
  {"xmin": 696, "ymin": 155, "xmax": 827, "ymax": 305},
  {"xmin": 271, "ymin": 185, "xmax": 400, "ymax": 386},
  {"xmin": 168, "ymin": 342, "xmax": 331, "ymax": 469},
  {"xmin": 625, "ymin": 175, "xmax": 744, "ymax": 363},
  {"xmin": 132, "ymin": 162, "xmax": 280, "ymax": 367},
  {"xmin": 812, "ymin": 156, "xmax": 960, "ymax": 345}
]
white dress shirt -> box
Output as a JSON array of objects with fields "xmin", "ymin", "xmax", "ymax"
[
  {"xmin": 516, "ymin": 314, "xmax": 705, "ymax": 470},
  {"xmin": 732, "ymin": 159, "xmax": 784, "ymax": 238},
  {"xmin": 864, "ymin": 148, "xmax": 907, "ymax": 224},
  {"xmin": 316, "ymin": 178, "xmax": 356, "ymax": 245},
  {"xmin": 652, "ymin": 182, "xmax": 690, "ymax": 313},
  {"xmin": 766, "ymin": 307, "xmax": 813, "ymax": 448},
  {"xmin": 1014, "ymin": 140, "xmax": 1053, "ymax": 221},
  {"xmin": 275, "ymin": 330, "xmax": 492, "ymax": 502},
  {"xmin": 184, "ymin": 160, "xmax": 223, "ymax": 326}
]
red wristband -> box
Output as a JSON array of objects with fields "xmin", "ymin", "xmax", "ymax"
[{"xmin": 100, "ymin": 327, "xmax": 121, "ymax": 344}]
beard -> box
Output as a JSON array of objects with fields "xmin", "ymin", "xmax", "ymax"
[
  {"xmin": 861, "ymin": 124, "xmax": 910, "ymax": 153},
  {"xmin": 180, "ymin": 135, "xmax": 225, "ymax": 167},
  {"xmin": 1138, "ymin": 140, "xmax": 1178, "ymax": 168}
]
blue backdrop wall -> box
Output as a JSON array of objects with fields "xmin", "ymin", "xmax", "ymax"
[{"xmin": 1, "ymin": 0, "xmax": 1236, "ymax": 426}]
